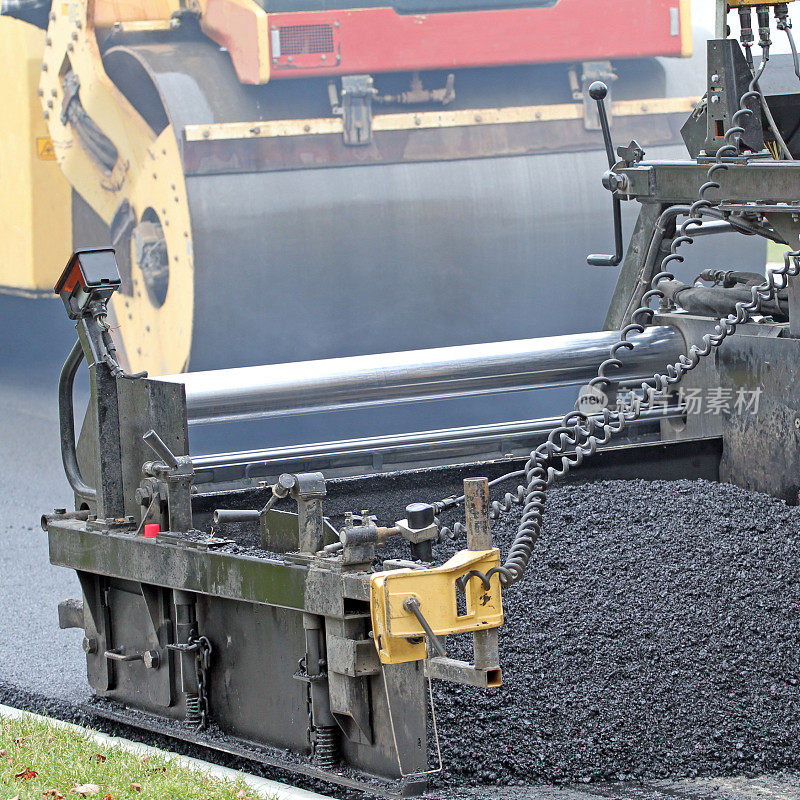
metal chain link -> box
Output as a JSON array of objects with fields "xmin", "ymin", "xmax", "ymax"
[{"xmin": 190, "ymin": 633, "xmax": 212, "ymax": 729}]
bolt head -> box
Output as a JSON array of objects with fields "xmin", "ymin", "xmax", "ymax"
[
  {"xmin": 602, "ymin": 170, "xmax": 628, "ymax": 193},
  {"xmin": 82, "ymin": 637, "xmax": 97, "ymax": 654},
  {"xmin": 142, "ymin": 650, "xmax": 160, "ymax": 669}
]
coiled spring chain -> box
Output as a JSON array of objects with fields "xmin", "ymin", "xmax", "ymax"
[
  {"xmin": 185, "ymin": 634, "xmax": 212, "ymax": 729},
  {"xmin": 461, "ymin": 49, "xmax": 800, "ymax": 591},
  {"xmin": 438, "ymin": 489, "xmax": 525, "ymax": 541}
]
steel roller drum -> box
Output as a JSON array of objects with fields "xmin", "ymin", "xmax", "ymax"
[{"xmin": 82, "ymin": 38, "xmax": 765, "ymax": 448}]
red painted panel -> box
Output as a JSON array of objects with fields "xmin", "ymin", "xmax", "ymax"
[{"xmin": 267, "ymin": 0, "xmax": 687, "ymax": 78}]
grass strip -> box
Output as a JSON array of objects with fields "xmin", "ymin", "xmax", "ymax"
[{"xmin": 0, "ymin": 712, "xmax": 272, "ymax": 800}]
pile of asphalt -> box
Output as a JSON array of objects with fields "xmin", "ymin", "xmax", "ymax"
[{"xmin": 427, "ymin": 478, "xmax": 800, "ymax": 787}]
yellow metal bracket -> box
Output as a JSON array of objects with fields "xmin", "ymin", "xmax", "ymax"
[{"xmin": 370, "ymin": 548, "xmax": 503, "ymax": 665}]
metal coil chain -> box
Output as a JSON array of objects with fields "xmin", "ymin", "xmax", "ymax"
[
  {"xmin": 185, "ymin": 634, "xmax": 212, "ymax": 729},
  {"xmin": 461, "ymin": 48, "xmax": 800, "ymax": 591}
]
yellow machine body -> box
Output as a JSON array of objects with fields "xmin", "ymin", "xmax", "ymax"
[
  {"xmin": 38, "ymin": 0, "xmax": 196, "ymax": 371},
  {"xmin": 0, "ymin": 0, "xmax": 269, "ymax": 370},
  {"xmin": 370, "ymin": 548, "xmax": 504, "ymax": 665},
  {"xmin": 0, "ymin": 17, "xmax": 71, "ymax": 297}
]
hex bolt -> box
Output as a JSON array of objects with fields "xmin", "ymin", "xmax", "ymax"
[
  {"xmin": 602, "ymin": 170, "xmax": 628, "ymax": 193},
  {"xmin": 142, "ymin": 650, "xmax": 161, "ymax": 669},
  {"xmin": 82, "ymin": 637, "xmax": 97, "ymax": 654}
]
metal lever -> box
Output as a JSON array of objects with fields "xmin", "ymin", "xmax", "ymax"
[
  {"xmin": 143, "ymin": 429, "xmax": 179, "ymax": 469},
  {"xmin": 212, "ymin": 473, "xmax": 297, "ymax": 525},
  {"xmin": 104, "ymin": 648, "xmax": 143, "ymax": 662},
  {"xmin": 586, "ymin": 81, "xmax": 624, "ymax": 267},
  {"xmin": 403, "ymin": 596, "xmax": 447, "ymax": 658},
  {"xmin": 213, "ymin": 509, "xmax": 261, "ymax": 524}
]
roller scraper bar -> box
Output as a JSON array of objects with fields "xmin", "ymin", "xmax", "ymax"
[{"xmin": 158, "ymin": 327, "xmax": 685, "ymax": 425}]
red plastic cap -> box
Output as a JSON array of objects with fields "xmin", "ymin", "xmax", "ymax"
[{"xmin": 143, "ymin": 523, "xmax": 160, "ymax": 539}]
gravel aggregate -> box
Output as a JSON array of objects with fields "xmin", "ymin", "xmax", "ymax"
[{"xmin": 427, "ymin": 478, "xmax": 800, "ymax": 787}]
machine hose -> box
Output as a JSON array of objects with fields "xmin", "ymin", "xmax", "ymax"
[
  {"xmin": 463, "ymin": 46, "xmax": 800, "ymax": 591},
  {"xmin": 61, "ymin": 72, "xmax": 118, "ymax": 175},
  {"xmin": 619, "ymin": 206, "xmax": 782, "ymax": 327},
  {"xmin": 59, "ymin": 340, "xmax": 97, "ymax": 502},
  {"xmin": 659, "ymin": 279, "xmax": 788, "ymax": 320}
]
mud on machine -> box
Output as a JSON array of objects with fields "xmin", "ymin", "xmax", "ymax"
[{"xmin": 42, "ymin": 1, "xmax": 800, "ymax": 793}]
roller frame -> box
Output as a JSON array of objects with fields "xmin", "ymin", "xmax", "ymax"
[{"xmin": 40, "ymin": 0, "xmax": 196, "ymax": 371}]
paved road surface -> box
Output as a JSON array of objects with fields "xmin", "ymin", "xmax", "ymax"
[{"xmin": 0, "ymin": 294, "xmax": 86, "ymax": 703}]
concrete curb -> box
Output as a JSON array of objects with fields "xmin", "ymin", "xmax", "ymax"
[{"xmin": 0, "ymin": 703, "xmax": 327, "ymax": 800}]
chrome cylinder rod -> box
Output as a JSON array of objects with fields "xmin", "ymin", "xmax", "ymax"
[
  {"xmin": 159, "ymin": 326, "xmax": 684, "ymax": 425},
  {"xmin": 190, "ymin": 406, "xmax": 682, "ymax": 486}
]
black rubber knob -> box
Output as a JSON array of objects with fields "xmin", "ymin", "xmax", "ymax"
[
  {"xmin": 588, "ymin": 81, "xmax": 608, "ymax": 101},
  {"xmin": 406, "ymin": 502, "xmax": 435, "ymax": 529}
]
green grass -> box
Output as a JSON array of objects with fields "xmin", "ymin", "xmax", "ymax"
[{"xmin": 0, "ymin": 713, "xmax": 271, "ymax": 800}]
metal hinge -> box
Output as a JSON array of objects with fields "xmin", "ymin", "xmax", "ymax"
[{"xmin": 329, "ymin": 75, "xmax": 377, "ymax": 146}]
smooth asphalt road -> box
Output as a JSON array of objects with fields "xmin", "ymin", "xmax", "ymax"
[{"xmin": 0, "ymin": 294, "xmax": 87, "ymax": 703}]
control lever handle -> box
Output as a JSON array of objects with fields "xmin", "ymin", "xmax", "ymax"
[
  {"xmin": 143, "ymin": 429, "xmax": 179, "ymax": 469},
  {"xmin": 213, "ymin": 509, "xmax": 261, "ymax": 524},
  {"xmin": 212, "ymin": 473, "xmax": 297, "ymax": 525},
  {"xmin": 104, "ymin": 647, "xmax": 143, "ymax": 662},
  {"xmin": 586, "ymin": 81, "xmax": 624, "ymax": 267}
]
